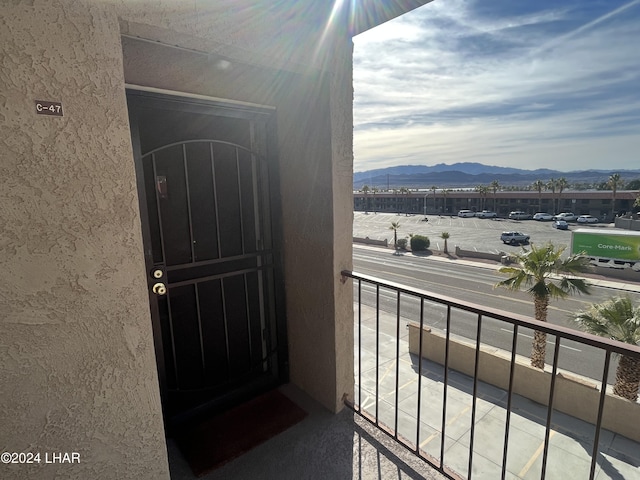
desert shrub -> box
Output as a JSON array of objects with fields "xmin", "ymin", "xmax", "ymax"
[
  {"xmin": 396, "ymin": 238, "xmax": 408, "ymax": 250},
  {"xmin": 410, "ymin": 235, "xmax": 430, "ymax": 251}
]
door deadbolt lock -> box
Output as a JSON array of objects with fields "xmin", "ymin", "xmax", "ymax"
[
  {"xmin": 152, "ymin": 283, "xmax": 167, "ymax": 296},
  {"xmin": 152, "ymin": 269, "xmax": 163, "ymax": 279}
]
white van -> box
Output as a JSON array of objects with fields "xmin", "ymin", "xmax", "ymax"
[{"xmin": 458, "ymin": 210, "xmax": 475, "ymax": 218}]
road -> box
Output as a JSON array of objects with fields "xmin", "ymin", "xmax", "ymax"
[{"xmin": 352, "ymin": 244, "xmax": 640, "ymax": 383}]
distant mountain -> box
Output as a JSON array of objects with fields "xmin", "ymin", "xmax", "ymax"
[
  {"xmin": 353, "ymin": 163, "xmax": 544, "ymax": 181},
  {"xmin": 353, "ymin": 163, "xmax": 640, "ymax": 189}
]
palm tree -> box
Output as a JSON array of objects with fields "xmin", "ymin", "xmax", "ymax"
[
  {"xmin": 557, "ymin": 177, "xmax": 569, "ymax": 213},
  {"xmin": 547, "ymin": 178, "xmax": 558, "ymax": 212},
  {"xmin": 475, "ymin": 185, "xmax": 489, "ymax": 210},
  {"xmin": 496, "ymin": 243, "xmax": 592, "ymax": 369},
  {"xmin": 490, "ymin": 180, "xmax": 500, "ymax": 211},
  {"xmin": 573, "ymin": 296, "xmax": 640, "ymax": 401},
  {"xmin": 440, "ymin": 231, "xmax": 450, "ymax": 254},
  {"xmin": 430, "ymin": 185, "xmax": 438, "ymax": 212},
  {"xmin": 371, "ymin": 187, "xmax": 378, "ymax": 213},
  {"xmin": 399, "ymin": 187, "xmax": 410, "ymax": 216},
  {"xmin": 532, "ymin": 180, "xmax": 545, "ymax": 211},
  {"xmin": 362, "ymin": 185, "xmax": 369, "ymax": 213},
  {"xmin": 389, "ymin": 221, "xmax": 401, "ymax": 251},
  {"xmin": 442, "ymin": 188, "xmax": 451, "ymax": 214},
  {"xmin": 607, "ymin": 173, "xmax": 623, "ymax": 219}
]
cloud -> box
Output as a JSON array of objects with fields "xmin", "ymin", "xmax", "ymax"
[{"xmin": 353, "ymin": 0, "xmax": 640, "ymax": 172}]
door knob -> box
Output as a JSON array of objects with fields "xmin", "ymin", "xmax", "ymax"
[{"xmin": 152, "ymin": 283, "xmax": 167, "ymax": 295}]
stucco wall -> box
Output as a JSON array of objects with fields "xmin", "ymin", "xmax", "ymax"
[
  {"xmin": 2, "ymin": 3, "xmax": 354, "ymax": 477},
  {"xmin": 0, "ymin": 2, "xmax": 169, "ymax": 479},
  {"xmin": 330, "ymin": 33, "xmax": 356, "ymax": 411}
]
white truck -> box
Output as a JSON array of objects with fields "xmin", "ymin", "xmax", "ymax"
[{"xmin": 571, "ymin": 228, "xmax": 640, "ymax": 271}]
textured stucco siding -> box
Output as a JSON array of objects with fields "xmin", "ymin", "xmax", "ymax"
[
  {"xmin": 330, "ymin": 32, "xmax": 356, "ymax": 411},
  {"xmin": 0, "ymin": 2, "xmax": 169, "ymax": 479}
]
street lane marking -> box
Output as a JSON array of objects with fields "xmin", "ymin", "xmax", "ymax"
[
  {"xmin": 355, "ymin": 266, "xmax": 574, "ymax": 314},
  {"xmin": 518, "ymin": 430, "xmax": 556, "ymax": 478},
  {"xmin": 499, "ymin": 328, "xmax": 582, "ymax": 352}
]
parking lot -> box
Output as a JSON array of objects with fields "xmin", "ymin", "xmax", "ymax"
[{"xmin": 353, "ymin": 211, "xmax": 615, "ymax": 256}]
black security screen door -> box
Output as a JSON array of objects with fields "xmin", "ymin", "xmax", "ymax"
[{"xmin": 127, "ymin": 91, "xmax": 287, "ymax": 427}]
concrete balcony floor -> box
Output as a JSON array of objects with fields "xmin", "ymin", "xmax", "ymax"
[{"xmin": 166, "ymin": 383, "xmax": 447, "ymax": 480}]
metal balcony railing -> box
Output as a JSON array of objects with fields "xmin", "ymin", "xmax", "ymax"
[{"xmin": 342, "ymin": 270, "xmax": 640, "ymax": 480}]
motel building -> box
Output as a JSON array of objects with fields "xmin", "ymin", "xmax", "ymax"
[{"xmin": 354, "ymin": 189, "xmax": 640, "ymax": 219}]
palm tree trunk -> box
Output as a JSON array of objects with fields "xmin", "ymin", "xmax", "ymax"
[
  {"xmin": 613, "ymin": 355, "xmax": 640, "ymax": 401},
  {"xmin": 531, "ymin": 296, "xmax": 549, "ymax": 369}
]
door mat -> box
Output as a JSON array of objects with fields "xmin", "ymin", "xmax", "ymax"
[{"xmin": 175, "ymin": 389, "xmax": 308, "ymax": 477}]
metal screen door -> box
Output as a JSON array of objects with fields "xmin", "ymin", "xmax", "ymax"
[{"xmin": 127, "ymin": 91, "xmax": 287, "ymax": 427}]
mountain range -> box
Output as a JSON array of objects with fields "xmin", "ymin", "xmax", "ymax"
[{"xmin": 353, "ymin": 163, "xmax": 640, "ymax": 189}]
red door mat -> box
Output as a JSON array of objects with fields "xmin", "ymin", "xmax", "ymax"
[{"xmin": 176, "ymin": 389, "xmax": 308, "ymax": 477}]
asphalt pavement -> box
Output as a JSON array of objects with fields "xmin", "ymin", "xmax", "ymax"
[{"xmin": 353, "ymin": 212, "xmax": 640, "ymax": 294}]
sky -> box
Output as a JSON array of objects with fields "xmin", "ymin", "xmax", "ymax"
[{"xmin": 352, "ymin": 0, "xmax": 640, "ymax": 173}]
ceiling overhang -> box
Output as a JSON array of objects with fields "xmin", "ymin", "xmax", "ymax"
[{"xmin": 349, "ymin": 0, "xmax": 433, "ymax": 36}]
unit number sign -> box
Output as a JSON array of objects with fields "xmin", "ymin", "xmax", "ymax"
[{"xmin": 35, "ymin": 100, "xmax": 63, "ymax": 117}]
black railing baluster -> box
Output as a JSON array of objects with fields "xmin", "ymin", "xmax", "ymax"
[
  {"xmin": 358, "ymin": 278, "xmax": 362, "ymax": 415},
  {"xmin": 467, "ymin": 314, "xmax": 483, "ymax": 479},
  {"xmin": 441, "ymin": 304, "xmax": 452, "ymax": 469},
  {"xmin": 375, "ymin": 284, "xmax": 380, "ymax": 425},
  {"xmin": 589, "ymin": 350, "xmax": 612, "ymax": 480},
  {"xmin": 395, "ymin": 290, "xmax": 401, "ymax": 438},
  {"xmin": 416, "ymin": 298, "xmax": 425, "ymax": 454},
  {"xmin": 501, "ymin": 324, "xmax": 519, "ymax": 480},
  {"xmin": 541, "ymin": 336, "xmax": 562, "ymax": 479}
]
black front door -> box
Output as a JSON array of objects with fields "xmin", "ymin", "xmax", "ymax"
[{"xmin": 127, "ymin": 91, "xmax": 287, "ymax": 428}]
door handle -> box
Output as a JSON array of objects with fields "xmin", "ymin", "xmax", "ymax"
[{"xmin": 152, "ymin": 283, "xmax": 167, "ymax": 296}]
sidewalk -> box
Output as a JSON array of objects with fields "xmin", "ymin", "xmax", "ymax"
[{"xmin": 354, "ymin": 303, "xmax": 640, "ymax": 479}]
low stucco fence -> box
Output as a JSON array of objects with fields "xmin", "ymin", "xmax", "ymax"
[
  {"xmin": 614, "ymin": 216, "xmax": 640, "ymax": 231},
  {"xmin": 353, "ymin": 236, "xmax": 388, "ymax": 247},
  {"xmin": 408, "ymin": 322, "xmax": 640, "ymax": 443},
  {"xmin": 454, "ymin": 245, "xmax": 507, "ymax": 263}
]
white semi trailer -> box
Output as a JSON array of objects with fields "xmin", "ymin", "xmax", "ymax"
[{"xmin": 571, "ymin": 228, "xmax": 640, "ymax": 271}]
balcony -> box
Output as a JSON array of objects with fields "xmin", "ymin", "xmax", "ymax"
[
  {"xmin": 167, "ymin": 271, "xmax": 640, "ymax": 480},
  {"xmin": 167, "ymin": 382, "xmax": 448, "ymax": 479}
]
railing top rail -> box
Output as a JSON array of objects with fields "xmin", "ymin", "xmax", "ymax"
[{"xmin": 342, "ymin": 269, "xmax": 640, "ymax": 358}]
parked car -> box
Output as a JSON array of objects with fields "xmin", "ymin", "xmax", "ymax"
[
  {"xmin": 533, "ymin": 212, "xmax": 553, "ymax": 221},
  {"xmin": 500, "ymin": 231, "xmax": 530, "ymax": 245},
  {"xmin": 458, "ymin": 209, "xmax": 475, "ymax": 218},
  {"xmin": 553, "ymin": 220, "xmax": 569, "ymax": 230},
  {"xmin": 508, "ymin": 211, "xmax": 532, "ymax": 220},
  {"xmin": 475, "ymin": 210, "xmax": 497, "ymax": 218},
  {"xmin": 577, "ymin": 215, "xmax": 599, "ymax": 224},
  {"xmin": 553, "ymin": 212, "xmax": 578, "ymax": 221}
]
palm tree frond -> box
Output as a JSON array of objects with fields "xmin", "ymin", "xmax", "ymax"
[{"xmin": 574, "ymin": 296, "xmax": 640, "ymax": 345}]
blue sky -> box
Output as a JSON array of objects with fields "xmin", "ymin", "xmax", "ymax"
[{"xmin": 353, "ymin": 0, "xmax": 640, "ymax": 173}]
